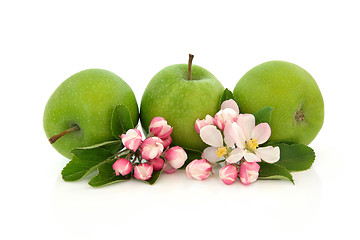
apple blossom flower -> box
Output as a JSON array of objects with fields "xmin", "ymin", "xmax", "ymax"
[
  {"xmin": 212, "ymin": 99, "xmax": 240, "ymax": 130},
  {"xmin": 219, "ymin": 164, "xmax": 238, "ymax": 185},
  {"xmin": 214, "ymin": 108, "xmax": 238, "ymax": 130},
  {"xmin": 140, "ymin": 137, "xmax": 164, "ymax": 160},
  {"xmin": 149, "ymin": 117, "xmax": 173, "ymax": 139},
  {"xmin": 239, "ymin": 161, "xmax": 260, "ymax": 185},
  {"xmin": 121, "ymin": 129, "xmax": 143, "ymax": 152},
  {"xmin": 199, "ymin": 122, "xmax": 242, "ymax": 164},
  {"xmin": 164, "ymin": 146, "xmax": 187, "ymax": 169},
  {"xmin": 134, "ymin": 163, "xmax": 154, "ymax": 180},
  {"xmin": 229, "ymin": 114, "xmax": 280, "ymax": 163},
  {"xmin": 186, "ymin": 159, "xmax": 212, "ymax": 181},
  {"xmin": 195, "ymin": 115, "xmax": 215, "ymax": 134},
  {"xmin": 147, "ymin": 157, "xmax": 164, "ymax": 171},
  {"xmin": 161, "ymin": 136, "xmax": 172, "ymax": 149},
  {"xmin": 112, "ymin": 158, "xmax": 133, "ymax": 176}
]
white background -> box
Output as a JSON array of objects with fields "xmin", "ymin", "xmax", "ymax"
[{"xmin": 1, "ymin": 0, "xmax": 359, "ymax": 239}]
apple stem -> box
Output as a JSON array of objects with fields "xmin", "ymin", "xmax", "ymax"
[
  {"xmin": 188, "ymin": 54, "xmax": 194, "ymax": 80},
  {"xmin": 49, "ymin": 125, "xmax": 80, "ymax": 144}
]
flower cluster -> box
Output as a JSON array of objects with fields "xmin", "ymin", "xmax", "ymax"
[
  {"xmin": 113, "ymin": 117, "xmax": 187, "ymax": 181},
  {"xmin": 187, "ymin": 99, "xmax": 280, "ymax": 185}
]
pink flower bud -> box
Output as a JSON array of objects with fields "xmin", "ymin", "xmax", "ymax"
[
  {"xmin": 214, "ymin": 108, "xmax": 238, "ymax": 130},
  {"xmin": 185, "ymin": 159, "xmax": 212, "ymax": 181},
  {"xmin": 163, "ymin": 163, "xmax": 177, "ymax": 174},
  {"xmin": 195, "ymin": 115, "xmax": 215, "ymax": 134},
  {"xmin": 239, "ymin": 162, "xmax": 260, "ymax": 185},
  {"xmin": 147, "ymin": 157, "xmax": 164, "ymax": 171},
  {"xmin": 112, "ymin": 158, "xmax": 132, "ymax": 176},
  {"xmin": 121, "ymin": 129, "xmax": 142, "ymax": 151},
  {"xmin": 161, "ymin": 136, "xmax": 172, "ymax": 149},
  {"xmin": 149, "ymin": 117, "xmax": 173, "ymax": 139},
  {"xmin": 219, "ymin": 165, "xmax": 238, "ymax": 185},
  {"xmin": 140, "ymin": 137, "xmax": 164, "ymax": 160},
  {"xmin": 164, "ymin": 146, "xmax": 187, "ymax": 169},
  {"xmin": 134, "ymin": 163, "xmax": 154, "ymax": 181}
]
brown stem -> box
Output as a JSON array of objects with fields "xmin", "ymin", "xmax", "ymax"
[
  {"xmin": 49, "ymin": 125, "xmax": 80, "ymax": 144},
  {"xmin": 188, "ymin": 53, "xmax": 194, "ymax": 80}
]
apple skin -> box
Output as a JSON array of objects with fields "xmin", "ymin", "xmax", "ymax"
[
  {"xmin": 140, "ymin": 64, "xmax": 224, "ymax": 151},
  {"xmin": 43, "ymin": 69, "xmax": 139, "ymax": 159},
  {"xmin": 233, "ymin": 61, "xmax": 324, "ymax": 145}
]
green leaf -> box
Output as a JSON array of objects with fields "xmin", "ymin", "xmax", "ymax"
[
  {"xmin": 219, "ymin": 88, "xmax": 235, "ymax": 109},
  {"xmin": 111, "ymin": 104, "xmax": 134, "ymax": 139},
  {"xmin": 61, "ymin": 141, "xmax": 122, "ymax": 181},
  {"xmin": 267, "ymin": 142, "xmax": 316, "ymax": 172},
  {"xmin": 258, "ymin": 161, "xmax": 294, "ymax": 183},
  {"xmin": 180, "ymin": 148, "xmax": 202, "ymax": 169},
  {"xmin": 88, "ymin": 160, "xmax": 131, "ymax": 187},
  {"xmin": 253, "ymin": 106, "xmax": 274, "ymax": 125}
]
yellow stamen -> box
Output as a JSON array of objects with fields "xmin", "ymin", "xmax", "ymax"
[
  {"xmin": 216, "ymin": 147, "xmax": 227, "ymax": 158},
  {"xmin": 247, "ymin": 138, "xmax": 259, "ymax": 151}
]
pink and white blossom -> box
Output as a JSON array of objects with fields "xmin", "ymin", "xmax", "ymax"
[
  {"xmin": 229, "ymin": 114, "xmax": 280, "ymax": 163},
  {"xmin": 134, "ymin": 163, "xmax": 154, "ymax": 180},
  {"xmin": 164, "ymin": 146, "xmax": 187, "ymax": 169},
  {"xmin": 214, "ymin": 108, "xmax": 238, "ymax": 130},
  {"xmin": 112, "ymin": 158, "xmax": 133, "ymax": 176},
  {"xmin": 186, "ymin": 159, "xmax": 212, "ymax": 181},
  {"xmin": 199, "ymin": 123, "xmax": 242, "ymax": 164},
  {"xmin": 147, "ymin": 157, "xmax": 164, "ymax": 171},
  {"xmin": 149, "ymin": 117, "xmax": 173, "ymax": 139},
  {"xmin": 140, "ymin": 137, "xmax": 164, "ymax": 160},
  {"xmin": 121, "ymin": 129, "xmax": 142, "ymax": 151},
  {"xmin": 239, "ymin": 162, "xmax": 260, "ymax": 185},
  {"xmin": 195, "ymin": 115, "xmax": 215, "ymax": 134},
  {"xmin": 219, "ymin": 164, "xmax": 238, "ymax": 185}
]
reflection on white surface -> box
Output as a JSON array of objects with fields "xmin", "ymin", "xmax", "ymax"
[{"xmin": 51, "ymin": 167, "xmax": 321, "ymax": 238}]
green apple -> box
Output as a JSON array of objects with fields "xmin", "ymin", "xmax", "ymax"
[
  {"xmin": 43, "ymin": 69, "xmax": 139, "ymax": 159},
  {"xmin": 140, "ymin": 55, "xmax": 224, "ymax": 151},
  {"xmin": 233, "ymin": 60, "xmax": 324, "ymax": 145}
]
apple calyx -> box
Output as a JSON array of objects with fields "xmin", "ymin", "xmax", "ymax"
[
  {"xmin": 294, "ymin": 110, "xmax": 305, "ymax": 122},
  {"xmin": 188, "ymin": 53, "xmax": 194, "ymax": 80},
  {"xmin": 48, "ymin": 125, "xmax": 80, "ymax": 144}
]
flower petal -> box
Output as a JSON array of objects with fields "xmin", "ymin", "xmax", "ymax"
[
  {"xmin": 255, "ymin": 146, "xmax": 280, "ymax": 163},
  {"xmin": 251, "ymin": 123, "xmax": 271, "ymax": 144},
  {"xmin": 201, "ymin": 147, "xmax": 219, "ymax": 164},
  {"xmin": 199, "ymin": 125, "xmax": 223, "ymax": 147},
  {"xmin": 221, "ymin": 99, "xmax": 240, "ymax": 114},
  {"xmin": 223, "ymin": 121, "xmax": 235, "ymax": 147},
  {"xmin": 226, "ymin": 148, "xmax": 244, "ymax": 163},
  {"xmin": 244, "ymin": 151, "xmax": 261, "ymax": 162},
  {"xmin": 229, "ymin": 122, "xmax": 246, "ymax": 148},
  {"xmin": 237, "ymin": 114, "xmax": 255, "ymax": 140}
]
